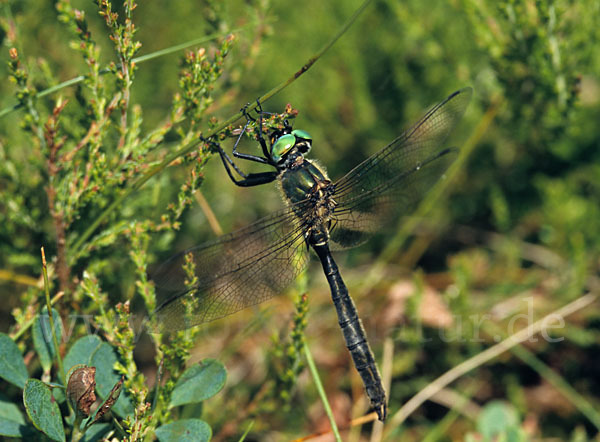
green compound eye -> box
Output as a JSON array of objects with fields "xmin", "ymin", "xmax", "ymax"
[
  {"xmin": 292, "ymin": 129, "xmax": 312, "ymax": 142},
  {"xmin": 271, "ymin": 133, "xmax": 296, "ymax": 163}
]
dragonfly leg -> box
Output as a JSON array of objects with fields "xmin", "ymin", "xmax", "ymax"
[
  {"xmin": 239, "ymin": 100, "xmax": 271, "ymax": 160},
  {"xmin": 224, "ymin": 99, "xmax": 289, "ymax": 170},
  {"xmin": 231, "ymin": 114, "xmax": 271, "ymax": 165},
  {"xmin": 255, "ymin": 99, "xmax": 273, "ymax": 160},
  {"xmin": 202, "ymin": 136, "xmax": 278, "ymax": 187},
  {"xmin": 227, "ymin": 171, "xmax": 278, "ymax": 187},
  {"xmin": 250, "ymin": 98, "xmax": 293, "ymax": 160}
]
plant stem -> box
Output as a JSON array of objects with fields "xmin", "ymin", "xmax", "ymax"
[
  {"xmin": 303, "ymin": 340, "xmax": 341, "ymax": 442},
  {"xmin": 41, "ymin": 247, "xmax": 65, "ymax": 384},
  {"xmin": 386, "ymin": 292, "xmax": 598, "ymax": 432},
  {"xmin": 0, "ymin": 23, "xmax": 263, "ymax": 119}
]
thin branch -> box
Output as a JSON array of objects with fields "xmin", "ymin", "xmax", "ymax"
[
  {"xmin": 385, "ymin": 292, "xmax": 598, "ymax": 432},
  {"xmin": 0, "ymin": 22, "xmax": 263, "ymax": 118},
  {"xmin": 44, "ymin": 99, "xmax": 71, "ymax": 292}
]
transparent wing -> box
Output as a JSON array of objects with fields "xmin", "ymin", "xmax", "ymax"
[
  {"xmin": 152, "ymin": 206, "xmax": 310, "ymax": 331},
  {"xmin": 330, "ymin": 88, "xmax": 472, "ymax": 249}
]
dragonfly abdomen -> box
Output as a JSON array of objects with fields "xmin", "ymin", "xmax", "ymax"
[{"xmin": 312, "ymin": 241, "xmax": 387, "ymax": 421}]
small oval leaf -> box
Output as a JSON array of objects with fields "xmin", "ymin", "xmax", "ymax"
[
  {"xmin": 32, "ymin": 308, "xmax": 63, "ymax": 373},
  {"xmin": 64, "ymin": 335, "xmax": 103, "ymax": 371},
  {"xmin": 0, "ymin": 333, "xmax": 28, "ymax": 388},
  {"xmin": 477, "ymin": 400, "xmax": 520, "ymax": 439},
  {"xmin": 0, "ymin": 418, "xmax": 29, "ymax": 438},
  {"xmin": 155, "ymin": 418, "xmax": 211, "ymax": 442},
  {"xmin": 0, "ymin": 393, "xmax": 29, "ymax": 437},
  {"xmin": 81, "ymin": 422, "xmax": 111, "ymax": 442},
  {"xmin": 170, "ymin": 359, "xmax": 226, "ymax": 407},
  {"xmin": 23, "ymin": 379, "xmax": 65, "ymax": 442}
]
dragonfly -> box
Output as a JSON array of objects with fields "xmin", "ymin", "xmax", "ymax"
[{"xmin": 152, "ymin": 88, "xmax": 472, "ymax": 421}]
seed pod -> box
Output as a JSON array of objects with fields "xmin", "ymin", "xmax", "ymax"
[{"xmin": 66, "ymin": 365, "xmax": 97, "ymax": 417}]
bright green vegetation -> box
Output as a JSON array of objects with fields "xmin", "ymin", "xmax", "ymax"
[{"xmin": 0, "ymin": 0, "xmax": 598, "ymax": 440}]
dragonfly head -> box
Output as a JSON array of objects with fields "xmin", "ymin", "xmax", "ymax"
[{"xmin": 270, "ymin": 129, "xmax": 312, "ymax": 164}]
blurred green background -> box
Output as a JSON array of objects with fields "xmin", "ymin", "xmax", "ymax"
[{"xmin": 1, "ymin": 0, "xmax": 599, "ymax": 440}]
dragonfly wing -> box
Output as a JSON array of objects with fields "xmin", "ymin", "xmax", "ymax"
[
  {"xmin": 330, "ymin": 88, "xmax": 472, "ymax": 249},
  {"xmin": 152, "ymin": 207, "xmax": 309, "ymax": 331},
  {"xmin": 330, "ymin": 149, "xmax": 457, "ymax": 248}
]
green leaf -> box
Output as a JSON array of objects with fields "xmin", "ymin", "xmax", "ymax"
[
  {"xmin": 32, "ymin": 308, "xmax": 63, "ymax": 373},
  {"xmin": 170, "ymin": 359, "xmax": 226, "ymax": 407},
  {"xmin": 64, "ymin": 335, "xmax": 103, "ymax": 372},
  {"xmin": 0, "ymin": 333, "xmax": 28, "ymax": 388},
  {"xmin": 477, "ymin": 400, "xmax": 520, "ymax": 440},
  {"xmin": 90, "ymin": 342, "xmax": 134, "ymax": 418},
  {"xmin": 0, "ymin": 418, "xmax": 28, "ymax": 438},
  {"xmin": 0, "ymin": 394, "xmax": 25, "ymax": 425},
  {"xmin": 180, "ymin": 402, "xmax": 203, "ymax": 420},
  {"xmin": 22, "ymin": 378, "xmax": 65, "ymax": 442},
  {"xmin": 81, "ymin": 422, "xmax": 111, "ymax": 442},
  {"xmin": 0, "ymin": 393, "xmax": 29, "ymax": 437},
  {"xmin": 155, "ymin": 418, "xmax": 211, "ymax": 442}
]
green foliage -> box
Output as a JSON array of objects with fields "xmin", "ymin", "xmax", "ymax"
[
  {"xmin": 1, "ymin": 0, "xmax": 238, "ymax": 438},
  {"xmin": 263, "ymin": 291, "xmax": 309, "ymax": 416},
  {"xmin": 169, "ymin": 360, "xmax": 226, "ymax": 407},
  {"xmin": 32, "ymin": 308, "xmax": 63, "ymax": 375},
  {"xmin": 471, "ymin": 401, "xmax": 527, "ymax": 442},
  {"xmin": 0, "ymin": 394, "xmax": 29, "ymax": 438},
  {"xmin": 0, "ymin": 333, "xmax": 28, "ymax": 389},
  {"xmin": 23, "ymin": 378, "xmax": 66, "ymax": 441},
  {"xmin": 154, "ymin": 418, "xmax": 211, "ymax": 442},
  {"xmin": 0, "ymin": 0, "xmax": 599, "ymax": 440}
]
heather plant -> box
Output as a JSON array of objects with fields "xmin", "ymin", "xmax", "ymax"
[{"xmin": 0, "ymin": 0, "xmax": 239, "ymax": 439}]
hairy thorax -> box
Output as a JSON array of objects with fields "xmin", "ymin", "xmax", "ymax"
[{"xmin": 279, "ymin": 154, "xmax": 337, "ymax": 246}]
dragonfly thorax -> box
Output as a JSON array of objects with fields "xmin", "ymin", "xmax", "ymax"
[
  {"xmin": 305, "ymin": 178, "xmax": 337, "ymax": 246},
  {"xmin": 279, "ymin": 157, "xmax": 329, "ymax": 205},
  {"xmin": 279, "ymin": 158, "xmax": 336, "ymax": 246}
]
